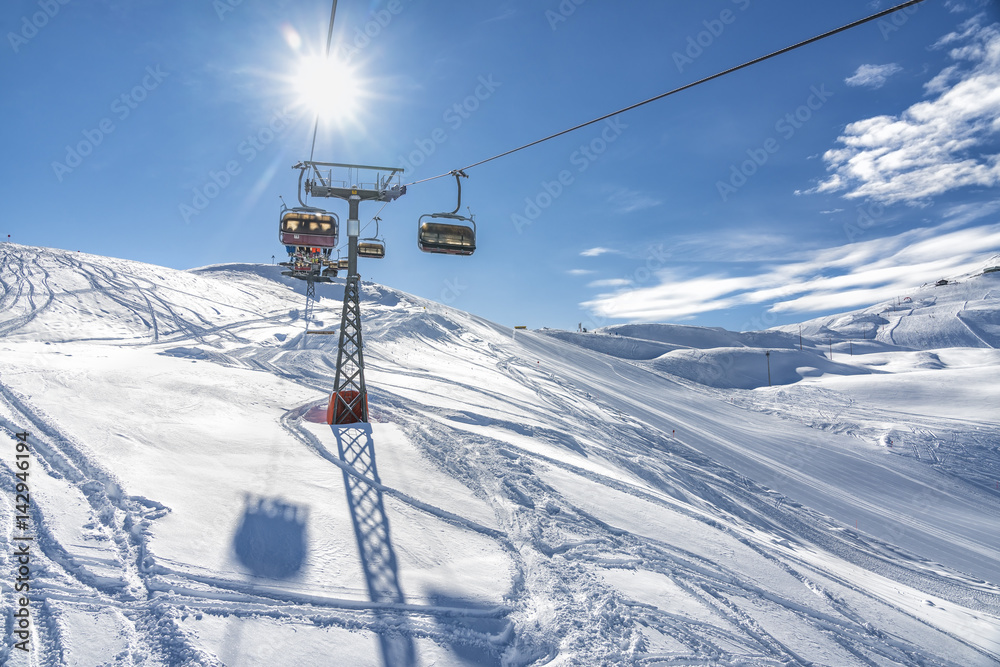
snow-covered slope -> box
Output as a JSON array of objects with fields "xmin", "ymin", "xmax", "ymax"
[
  {"xmin": 551, "ymin": 269, "xmax": 999, "ymax": 391},
  {"xmin": 1, "ymin": 244, "xmax": 998, "ymax": 666},
  {"xmin": 778, "ymin": 258, "xmax": 1000, "ymax": 351}
]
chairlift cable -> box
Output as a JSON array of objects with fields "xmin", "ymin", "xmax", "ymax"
[
  {"xmin": 401, "ymin": 0, "xmax": 925, "ymax": 188},
  {"xmin": 360, "ymin": 200, "xmax": 391, "ymax": 237},
  {"xmin": 308, "ymin": 0, "xmax": 340, "ymax": 164}
]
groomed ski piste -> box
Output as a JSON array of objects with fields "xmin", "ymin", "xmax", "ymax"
[{"xmin": 0, "ymin": 243, "xmax": 998, "ymax": 666}]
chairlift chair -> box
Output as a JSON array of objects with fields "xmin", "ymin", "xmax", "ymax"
[
  {"xmin": 358, "ymin": 241, "xmax": 386, "ymax": 259},
  {"xmin": 279, "ymin": 207, "xmax": 339, "ymax": 248},
  {"xmin": 418, "ymin": 170, "xmax": 476, "ymax": 256},
  {"xmin": 279, "ymin": 205, "xmax": 340, "ymax": 281}
]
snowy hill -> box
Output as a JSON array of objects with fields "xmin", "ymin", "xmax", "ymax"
[
  {"xmin": 548, "ymin": 269, "xmax": 1000, "ymax": 391},
  {"xmin": 1, "ymin": 244, "xmax": 999, "ymax": 666},
  {"xmin": 778, "ymin": 256, "xmax": 1000, "ymax": 351}
]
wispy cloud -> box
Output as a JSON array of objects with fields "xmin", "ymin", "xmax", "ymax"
[
  {"xmin": 605, "ymin": 187, "xmax": 662, "ymax": 214},
  {"xmin": 665, "ymin": 231, "xmax": 799, "ymax": 263},
  {"xmin": 944, "ymin": 0, "xmax": 997, "ymax": 12},
  {"xmin": 580, "ymin": 247, "xmax": 619, "ymax": 257},
  {"xmin": 567, "ymin": 269, "xmax": 595, "ymax": 276},
  {"xmin": 845, "ymin": 63, "xmax": 903, "ymax": 89},
  {"xmin": 581, "ymin": 210, "xmax": 1000, "ymax": 323},
  {"xmin": 480, "ymin": 6, "xmax": 516, "ymax": 24},
  {"xmin": 806, "ymin": 19, "xmax": 1000, "ymax": 205},
  {"xmin": 587, "ymin": 278, "xmax": 632, "ymax": 288}
]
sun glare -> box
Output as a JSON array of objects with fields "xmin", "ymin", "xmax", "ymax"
[{"xmin": 293, "ymin": 55, "xmax": 363, "ymax": 122}]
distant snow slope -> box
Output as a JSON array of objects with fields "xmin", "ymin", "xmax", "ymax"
[
  {"xmin": 556, "ymin": 270, "xmax": 999, "ymax": 390},
  {"xmin": 779, "ymin": 263, "xmax": 1000, "ymax": 351},
  {"xmin": 1, "ymin": 244, "xmax": 998, "ymax": 666}
]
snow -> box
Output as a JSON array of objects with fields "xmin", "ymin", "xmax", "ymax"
[{"xmin": 1, "ymin": 243, "xmax": 999, "ymax": 665}]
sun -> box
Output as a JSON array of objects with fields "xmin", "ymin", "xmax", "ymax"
[{"xmin": 292, "ymin": 54, "xmax": 363, "ymax": 122}]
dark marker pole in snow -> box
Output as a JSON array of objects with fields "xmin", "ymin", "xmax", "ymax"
[{"xmin": 766, "ymin": 350, "xmax": 771, "ymax": 387}]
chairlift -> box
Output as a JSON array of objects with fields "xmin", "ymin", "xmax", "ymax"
[
  {"xmin": 278, "ymin": 202, "xmax": 339, "ymax": 281},
  {"xmin": 280, "ymin": 207, "xmax": 339, "ymax": 248},
  {"xmin": 358, "ymin": 216, "xmax": 386, "ymax": 259},
  {"xmin": 358, "ymin": 241, "xmax": 386, "ymax": 259},
  {"xmin": 418, "ymin": 170, "xmax": 476, "ymax": 256}
]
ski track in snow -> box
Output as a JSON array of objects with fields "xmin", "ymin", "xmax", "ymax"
[
  {"xmin": 374, "ymin": 352, "xmax": 997, "ymax": 666},
  {"xmin": 1, "ymin": 244, "xmax": 999, "ymax": 665}
]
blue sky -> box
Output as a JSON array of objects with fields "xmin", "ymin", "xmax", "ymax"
[{"xmin": 3, "ymin": 0, "xmax": 1000, "ymax": 332}]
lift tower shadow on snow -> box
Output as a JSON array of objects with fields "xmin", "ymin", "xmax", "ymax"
[
  {"xmin": 294, "ymin": 161, "xmax": 405, "ymax": 424},
  {"xmin": 334, "ymin": 424, "xmax": 416, "ymax": 667}
]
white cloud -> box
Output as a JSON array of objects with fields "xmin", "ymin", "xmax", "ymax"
[
  {"xmin": 812, "ymin": 19, "xmax": 1000, "ymax": 205},
  {"xmin": 567, "ymin": 269, "xmax": 595, "ymax": 276},
  {"xmin": 924, "ymin": 64, "xmax": 961, "ymax": 94},
  {"xmin": 587, "ymin": 278, "xmax": 632, "ymax": 288},
  {"xmin": 605, "ymin": 187, "xmax": 662, "ymax": 214},
  {"xmin": 580, "ymin": 212, "xmax": 1000, "ymax": 323},
  {"xmin": 480, "ymin": 6, "xmax": 516, "ymax": 23},
  {"xmin": 666, "ymin": 231, "xmax": 798, "ymax": 263},
  {"xmin": 845, "ymin": 63, "xmax": 903, "ymax": 89},
  {"xmin": 580, "ymin": 247, "xmax": 618, "ymax": 257}
]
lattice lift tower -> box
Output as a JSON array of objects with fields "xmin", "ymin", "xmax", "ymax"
[{"xmin": 284, "ymin": 161, "xmax": 405, "ymax": 425}]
